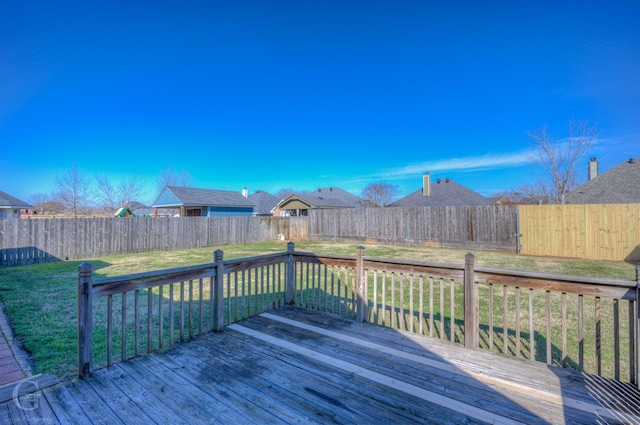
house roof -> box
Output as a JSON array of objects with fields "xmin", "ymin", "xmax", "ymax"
[
  {"xmin": 247, "ymin": 190, "xmax": 279, "ymax": 215},
  {"xmin": 566, "ymin": 158, "xmax": 640, "ymax": 204},
  {"xmin": 390, "ymin": 178, "xmax": 494, "ymax": 207},
  {"xmin": 0, "ymin": 191, "xmax": 32, "ymax": 209},
  {"xmin": 313, "ymin": 187, "xmax": 373, "ymax": 208},
  {"xmin": 152, "ymin": 186, "xmax": 255, "ymax": 208},
  {"xmin": 277, "ymin": 194, "xmax": 355, "ymax": 210}
]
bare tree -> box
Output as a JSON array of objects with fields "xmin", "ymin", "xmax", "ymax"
[
  {"xmin": 527, "ymin": 118, "xmax": 598, "ymax": 204},
  {"xmin": 274, "ymin": 188, "xmax": 311, "ymax": 200},
  {"xmin": 29, "ymin": 192, "xmax": 65, "ymax": 215},
  {"xmin": 95, "ymin": 173, "xmax": 147, "ymax": 212},
  {"xmin": 361, "ymin": 182, "xmax": 399, "ymax": 207},
  {"xmin": 95, "ymin": 173, "xmax": 118, "ymax": 212},
  {"xmin": 53, "ymin": 161, "xmax": 94, "ymax": 218},
  {"xmin": 493, "ymin": 181, "xmax": 551, "ymax": 205},
  {"xmin": 156, "ymin": 168, "xmax": 192, "ymax": 193},
  {"xmin": 118, "ymin": 175, "xmax": 146, "ymax": 207}
]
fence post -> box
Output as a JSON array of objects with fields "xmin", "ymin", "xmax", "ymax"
[
  {"xmin": 635, "ymin": 265, "xmax": 639, "ymax": 388},
  {"xmin": 78, "ymin": 262, "xmax": 93, "ymax": 379},
  {"xmin": 213, "ymin": 250, "xmax": 225, "ymax": 332},
  {"xmin": 285, "ymin": 242, "xmax": 296, "ymax": 305},
  {"xmin": 356, "ymin": 246, "xmax": 367, "ymax": 322},
  {"xmin": 464, "ymin": 253, "xmax": 478, "ymax": 349}
]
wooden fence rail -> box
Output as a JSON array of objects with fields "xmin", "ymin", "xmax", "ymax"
[{"xmin": 78, "ymin": 243, "xmax": 640, "ymax": 387}]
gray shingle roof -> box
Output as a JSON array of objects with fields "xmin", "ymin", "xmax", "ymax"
[
  {"xmin": 156, "ymin": 186, "xmax": 255, "ymax": 208},
  {"xmin": 0, "ymin": 191, "xmax": 32, "ymax": 208},
  {"xmin": 313, "ymin": 187, "xmax": 373, "ymax": 208},
  {"xmin": 247, "ymin": 190, "xmax": 279, "ymax": 215},
  {"xmin": 566, "ymin": 158, "xmax": 640, "ymax": 204},
  {"xmin": 390, "ymin": 179, "xmax": 493, "ymax": 207},
  {"xmin": 301, "ymin": 195, "xmax": 354, "ymax": 208}
]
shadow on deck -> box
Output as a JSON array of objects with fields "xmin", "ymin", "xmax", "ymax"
[{"xmin": 1, "ymin": 306, "xmax": 639, "ymax": 424}]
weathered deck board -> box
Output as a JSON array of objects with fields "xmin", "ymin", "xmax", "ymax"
[
  {"xmin": 263, "ymin": 308, "xmax": 640, "ymax": 422},
  {"xmin": 1, "ymin": 306, "xmax": 638, "ymax": 424}
]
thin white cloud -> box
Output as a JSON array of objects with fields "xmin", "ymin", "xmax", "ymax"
[{"xmin": 366, "ymin": 150, "xmax": 534, "ymax": 182}]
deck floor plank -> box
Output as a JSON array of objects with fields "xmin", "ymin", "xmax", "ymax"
[
  {"xmin": 238, "ymin": 314, "xmax": 568, "ymax": 424},
  {"xmin": 0, "ymin": 306, "xmax": 638, "ymax": 425},
  {"xmin": 57, "ymin": 380, "xmax": 125, "ymax": 425},
  {"xmin": 152, "ymin": 329, "xmax": 446, "ymax": 424},
  {"xmin": 179, "ymin": 326, "xmax": 462, "ymax": 424},
  {"xmin": 42, "ymin": 381, "xmax": 92, "ymax": 424},
  {"xmin": 116, "ymin": 359, "xmax": 246, "ymax": 424},
  {"xmin": 223, "ymin": 325, "xmax": 499, "ymax": 424},
  {"xmin": 84, "ymin": 367, "xmax": 160, "ymax": 425},
  {"xmin": 271, "ymin": 307, "xmax": 640, "ymax": 421},
  {"xmin": 138, "ymin": 351, "xmax": 300, "ymax": 424}
]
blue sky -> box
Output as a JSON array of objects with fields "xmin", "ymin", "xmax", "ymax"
[{"xmin": 1, "ymin": 1, "xmax": 639, "ymax": 205}]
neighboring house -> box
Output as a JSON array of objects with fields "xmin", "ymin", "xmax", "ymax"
[
  {"xmin": 274, "ymin": 187, "xmax": 371, "ymax": 217},
  {"xmin": 391, "ymin": 174, "xmax": 494, "ymax": 207},
  {"xmin": 565, "ymin": 157, "xmax": 640, "ymax": 204},
  {"xmin": 247, "ymin": 190, "xmax": 280, "ymax": 216},
  {"xmin": 275, "ymin": 194, "xmax": 355, "ymax": 217},
  {"xmin": 152, "ymin": 186, "xmax": 254, "ymax": 217},
  {"xmin": 0, "ymin": 190, "xmax": 32, "ymax": 219}
]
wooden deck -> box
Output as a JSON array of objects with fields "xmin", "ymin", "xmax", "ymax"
[{"xmin": 2, "ymin": 306, "xmax": 639, "ymax": 424}]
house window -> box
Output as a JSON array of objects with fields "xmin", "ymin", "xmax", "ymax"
[{"xmin": 186, "ymin": 208, "xmax": 202, "ymax": 217}]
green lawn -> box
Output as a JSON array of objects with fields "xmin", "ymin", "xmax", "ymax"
[{"xmin": 0, "ymin": 240, "xmax": 635, "ymax": 379}]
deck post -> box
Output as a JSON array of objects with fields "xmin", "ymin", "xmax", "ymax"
[
  {"xmin": 78, "ymin": 262, "xmax": 93, "ymax": 379},
  {"xmin": 285, "ymin": 242, "xmax": 296, "ymax": 305},
  {"xmin": 213, "ymin": 250, "xmax": 225, "ymax": 332},
  {"xmin": 356, "ymin": 246, "xmax": 367, "ymax": 322},
  {"xmin": 464, "ymin": 253, "xmax": 478, "ymax": 349}
]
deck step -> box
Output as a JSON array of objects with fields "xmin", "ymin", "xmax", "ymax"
[{"xmin": 0, "ymin": 374, "xmax": 60, "ymax": 404}]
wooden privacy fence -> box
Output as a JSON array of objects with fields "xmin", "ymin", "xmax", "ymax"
[
  {"xmin": 308, "ymin": 205, "xmax": 518, "ymax": 251},
  {"xmin": 7, "ymin": 203, "xmax": 640, "ymax": 268},
  {"xmin": 78, "ymin": 243, "xmax": 640, "ymax": 386},
  {"xmin": 0, "ymin": 216, "xmax": 307, "ymax": 267},
  {"xmin": 519, "ymin": 203, "xmax": 640, "ymax": 262}
]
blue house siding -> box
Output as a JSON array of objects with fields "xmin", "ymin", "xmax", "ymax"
[{"xmin": 207, "ymin": 206, "xmax": 253, "ymax": 217}]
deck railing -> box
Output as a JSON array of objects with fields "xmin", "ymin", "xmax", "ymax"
[
  {"xmin": 78, "ymin": 243, "xmax": 640, "ymax": 386},
  {"xmin": 78, "ymin": 247, "xmax": 294, "ymax": 378}
]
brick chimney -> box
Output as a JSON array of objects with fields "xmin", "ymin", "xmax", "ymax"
[
  {"xmin": 423, "ymin": 172, "xmax": 431, "ymax": 196},
  {"xmin": 588, "ymin": 158, "xmax": 598, "ymax": 181}
]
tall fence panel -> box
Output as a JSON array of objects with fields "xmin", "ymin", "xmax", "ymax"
[
  {"xmin": 308, "ymin": 206, "xmax": 518, "ymax": 251},
  {"xmin": 519, "ymin": 204, "xmax": 640, "ymax": 262},
  {"xmin": 0, "ymin": 216, "xmax": 307, "ymax": 267}
]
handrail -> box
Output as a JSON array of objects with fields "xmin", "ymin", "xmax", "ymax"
[
  {"xmin": 289, "ymin": 247, "xmax": 639, "ymax": 386},
  {"xmin": 78, "ymin": 243, "xmax": 298, "ymax": 378},
  {"xmin": 78, "ymin": 243, "xmax": 639, "ymax": 387}
]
